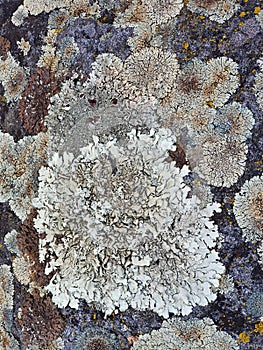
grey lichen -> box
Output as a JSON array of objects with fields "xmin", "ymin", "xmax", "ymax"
[
  {"xmin": 122, "ymin": 47, "xmax": 179, "ymax": 100},
  {"xmin": 194, "ymin": 131, "xmax": 248, "ymax": 187},
  {"xmin": 211, "ymin": 102, "xmax": 255, "ymax": 141},
  {"xmin": 45, "ymin": 70, "xmax": 160, "ymax": 154},
  {"xmin": 254, "ymin": 57, "xmax": 263, "ymax": 107},
  {"xmin": 0, "ymin": 131, "xmax": 48, "ymax": 221},
  {"xmin": 233, "ymin": 175, "xmax": 263, "ymax": 242},
  {"xmin": 246, "ymin": 291, "xmax": 263, "ymax": 320},
  {"xmin": 0, "ymin": 52, "xmax": 27, "ymax": 102},
  {"xmin": 72, "ymin": 327, "xmax": 120, "ymax": 350},
  {"xmin": 186, "ymin": 0, "xmax": 239, "ymax": 23},
  {"xmin": 132, "ymin": 317, "xmax": 239, "ymax": 350},
  {"xmin": 0, "ymin": 265, "xmax": 19, "ymax": 350}
]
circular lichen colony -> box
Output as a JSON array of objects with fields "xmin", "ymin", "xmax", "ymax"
[
  {"xmin": 194, "ymin": 132, "xmax": 248, "ymax": 187},
  {"xmin": 72, "ymin": 328, "xmax": 120, "ymax": 350},
  {"xmin": 186, "ymin": 0, "xmax": 239, "ymax": 23},
  {"xmin": 233, "ymin": 175, "xmax": 263, "ymax": 242},
  {"xmin": 33, "ymin": 128, "xmax": 224, "ymax": 317},
  {"xmin": 132, "ymin": 317, "xmax": 239, "ymax": 350}
]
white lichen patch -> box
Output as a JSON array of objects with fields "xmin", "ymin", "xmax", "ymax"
[
  {"xmin": 37, "ymin": 29, "xmax": 61, "ymax": 72},
  {"xmin": 114, "ymin": 0, "xmax": 148, "ymax": 27},
  {"xmin": 21, "ymin": 0, "xmax": 99, "ymax": 17},
  {"xmin": 12, "ymin": 255, "xmax": 33, "ymax": 286},
  {"xmin": 17, "ymin": 38, "xmax": 31, "ymax": 56},
  {"xmin": 255, "ymin": 9, "xmax": 263, "ymax": 29},
  {"xmin": 34, "ymin": 128, "xmax": 223, "ymax": 317},
  {"xmin": 122, "ymin": 47, "xmax": 179, "ymax": 99},
  {"xmin": 0, "ymin": 52, "xmax": 27, "ymax": 102},
  {"xmin": 114, "ymin": 0, "xmax": 182, "ymax": 28},
  {"xmin": 254, "ymin": 58, "xmax": 263, "ymax": 107},
  {"xmin": 127, "ymin": 22, "xmax": 155, "ymax": 52},
  {"xmin": 132, "ymin": 317, "xmax": 239, "ymax": 350},
  {"xmin": 186, "ymin": 0, "xmax": 239, "ymax": 23},
  {"xmin": 257, "ymin": 243, "xmax": 263, "ymax": 269},
  {"xmin": 4, "ymin": 230, "xmax": 20, "ymax": 255},
  {"xmin": 211, "ymin": 102, "xmax": 255, "ymax": 141},
  {"xmin": 233, "ymin": 175, "xmax": 263, "ymax": 242},
  {"xmin": 141, "ymin": 0, "xmax": 183, "ymax": 25},
  {"xmin": 0, "ymin": 265, "xmax": 14, "ymax": 313},
  {"xmin": 0, "ymin": 131, "xmax": 48, "ymax": 222},
  {"xmin": 11, "ymin": 5, "xmax": 29, "ymax": 26},
  {"xmin": 194, "ymin": 132, "xmax": 248, "ymax": 187},
  {"xmin": 89, "ymin": 53, "xmax": 128, "ymax": 99}
]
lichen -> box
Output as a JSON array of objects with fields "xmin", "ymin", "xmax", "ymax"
[
  {"xmin": 33, "ymin": 128, "xmax": 223, "ymax": 317},
  {"xmin": 114, "ymin": 0, "xmax": 183, "ymax": 28},
  {"xmin": 132, "ymin": 317, "xmax": 239, "ymax": 349},
  {"xmin": 45, "ymin": 72, "xmax": 160, "ymax": 154},
  {"xmin": 201, "ymin": 56, "xmax": 240, "ymax": 108},
  {"xmin": 246, "ymin": 291, "xmax": 263, "ymax": 320},
  {"xmin": 72, "ymin": 327, "xmax": 120, "ymax": 350},
  {"xmin": 0, "ymin": 131, "xmax": 48, "ymax": 221},
  {"xmin": 233, "ymin": 175, "xmax": 262, "ymax": 242},
  {"xmin": 4, "ymin": 229, "xmax": 20, "ymax": 255},
  {"xmin": 186, "ymin": 0, "xmax": 239, "ymax": 23},
  {"xmin": 17, "ymin": 38, "xmax": 31, "ymax": 56},
  {"xmin": 19, "ymin": 0, "xmax": 99, "ymax": 17},
  {"xmin": 211, "ymin": 102, "xmax": 255, "ymax": 141},
  {"xmin": 12, "ymin": 255, "xmax": 33, "ymax": 286},
  {"xmin": 254, "ymin": 57, "xmax": 263, "ymax": 107},
  {"xmin": 122, "ymin": 47, "xmax": 179, "ymax": 100},
  {"xmin": 140, "ymin": 0, "xmax": 183, "ymax": 25},
  {"xmin": 194, "ymin": 131, "xmax": 248, "ymax": 187},
  {"xmin": 0, "ymin": 52, "xmax": 27, "ymax": 102},
  {"xmin": 0, "ymin": 265, "xmax": 19, "ymax": 350}
]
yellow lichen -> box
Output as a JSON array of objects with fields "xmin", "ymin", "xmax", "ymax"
[
  {"xmin": 238, "ymin": 332, "xmax": 250, "ymax": 343},
  {"xmin": 206, "ymin": 101, "xmax": 215, "ymax": 108},
  {"xmin": 254, "ymin": 321, "xmax": 263, "ymax": 334},
  {"xmin": 254, "ymin": 7, "xmax": 261, "ymax": 14}
]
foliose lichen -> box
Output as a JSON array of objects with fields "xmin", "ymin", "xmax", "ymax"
[
  {"xmin": 132, "ymin": 317, "xmax": 239, "ymax": 350},
  {"xmin": 233, "ymin": 175, "xmax": 262, "ymax": 242},
  {"xmin": 33, "ymin": 128, "xmax": 224, "ymax": 317}
]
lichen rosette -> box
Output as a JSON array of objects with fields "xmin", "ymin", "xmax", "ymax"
[{"xmin": 33, "ymin": 128, "xmax": 224, "ymax": 317}]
